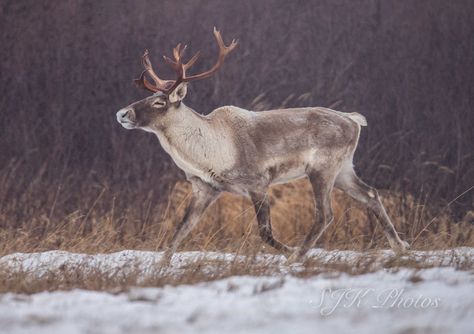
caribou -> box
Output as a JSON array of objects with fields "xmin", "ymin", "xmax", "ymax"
[{"xmin": 116, "ymin": 28, "xmax": 409, "ymax": 261}]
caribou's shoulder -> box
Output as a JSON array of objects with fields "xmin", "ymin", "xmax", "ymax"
[
  {"xmin": 211, "ymin": 105, "xmax": 251, "ymax": 116},
  {"xmin": 207, "ymin": 106, "xmax": 255, "ymax": 124}
]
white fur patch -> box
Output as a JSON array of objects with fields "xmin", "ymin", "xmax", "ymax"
[
  {"xmin": 150, "ymin": 106, "xmax": 237, "ymax": 182},
  {"xmin": 347, "ymin": 112, "xmax": 367, "ymax": 126}
]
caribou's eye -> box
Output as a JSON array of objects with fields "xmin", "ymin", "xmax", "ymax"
[{"xmin": 151, "ymin": 98, "xmax": 166, "ymax": 109}]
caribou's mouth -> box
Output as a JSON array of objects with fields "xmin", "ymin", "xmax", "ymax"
[{"xmin": 118, "ymin": 120, "xmax": 136, "ymax": 129}]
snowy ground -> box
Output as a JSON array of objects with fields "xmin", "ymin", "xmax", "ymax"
[{"xmin": 0, "ymin": 248, "xmax": 473, "ymax": 334}]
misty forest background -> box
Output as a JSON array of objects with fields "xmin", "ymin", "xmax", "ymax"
[{"xmin": 0, "ymin": 0, "xmax": 473, "ymax": 254}]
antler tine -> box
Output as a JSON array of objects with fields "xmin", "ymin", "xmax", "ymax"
[
  {"xmin": 212, "ymin": 27, "xmax": 238, "ymax": 56},
  {"xmin": 161, "ymin": 56, "xmax": 185, "ymax": 94},
  {"xmin": 168, "ymin": 44, "xmax": 199, "ymax": 71},
  {"xmin": 134, "ymin": 50, "xmax": 176, "ymax": 93},
  {"xmin": 141, "ymin": 50, "xmax": 168, "ymax": 87},
  {"xmin": 134, "ymin": 70, "xmax": 160, "ymax": 92},
  {"xmin": 163, "ymin": 54, "xmax": 183, "ymax": 72},
  {"xmin": 172, "ymin": 43, "xmax": 186, "ymax": 63},
  {"xmin": 162, "ymin": 45, "xmax": 199, "ymax": 93},
  {"xmin": 184, "ymin": 51, "xmax": 200, "ymax": 70},
  {"xmin": 183, "ymin": 27, "xmax": 238, "ymax": 82}
]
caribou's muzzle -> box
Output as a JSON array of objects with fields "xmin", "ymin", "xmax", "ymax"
[{"xmin": 116, "ymin": 108, "xmax": 136, "ymax": 129}]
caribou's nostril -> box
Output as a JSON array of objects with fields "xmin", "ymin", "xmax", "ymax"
[
  {"xmin": 117, "ymin": 109, "xmax": 131, "ymax": 120},
  {"xmin": 116, "ymin": 109, "xmax": 135, "ymax": 127}
]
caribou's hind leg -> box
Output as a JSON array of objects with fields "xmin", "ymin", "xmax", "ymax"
[
  {"xmin": 335, "ymin": 165, "xmax": 409, "ymax": 253},
  {"xmin": 294, "ymin": 169, "xmax": 336, "ymax": 259}
]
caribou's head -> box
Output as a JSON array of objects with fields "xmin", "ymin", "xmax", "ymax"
[{"xmin": 116, "ymin": 28, "xmax": 237, "ymax": 131}]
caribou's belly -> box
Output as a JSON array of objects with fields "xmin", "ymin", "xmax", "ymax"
[
  {"xmin": 265, "ymin": 151, "xmax": 311, "ymax": 185},
  {"xmin": 270, "ymin": 167, "xmax": 307, "ymax": 185}
]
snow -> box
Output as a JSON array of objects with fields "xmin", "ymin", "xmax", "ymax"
[
  {"xmin": 0, "ymin": 248, "xmax": 473, "ymax": 334},
  {"xmin": 2, "ymin": 247, "xmax": 473, "ymax": 281}
]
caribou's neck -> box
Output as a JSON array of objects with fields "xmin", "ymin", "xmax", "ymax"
[{"xmin": 151, "ymin": 103, "xmax": 236, "ymax": 180}]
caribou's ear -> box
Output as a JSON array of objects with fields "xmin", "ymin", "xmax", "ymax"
[{"xmin": 168, "ymin": 83, "xmax": 188, "ymax": 104}]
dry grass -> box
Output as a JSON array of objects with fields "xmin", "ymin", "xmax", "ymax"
[
  {"xmin": 1, "ymin": 174, "xmax": 472, "ymax": 295},
  {"xmin": 1, "ymin": 178, "xmax": 472, "ymax": 258}
]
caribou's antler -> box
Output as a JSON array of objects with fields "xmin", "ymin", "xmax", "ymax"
[{"xmin": 134, "ymin": 27, "xmax": 237, "ymax": 94}]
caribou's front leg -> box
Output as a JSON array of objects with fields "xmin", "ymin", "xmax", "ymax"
[
  {"xmin": 250, "ymin": 191, "xmax": 294, "ymax": 255},
  {"xmin": 163, "ymin": 178, "xmax": 220, "ymax": 264}
]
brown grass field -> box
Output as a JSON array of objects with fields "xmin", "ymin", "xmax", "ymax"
[
  {"xmin": 1, "ymin": 179, "xmax": 473, "ymax": 295},
  {"xmin": 1, "ymin": 178, "xmax": 472, "ymax": 257}
]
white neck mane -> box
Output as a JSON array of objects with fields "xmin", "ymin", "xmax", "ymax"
[{"xmin": 150, "ymin": 104, "xmax": 237, "ymax": 180}]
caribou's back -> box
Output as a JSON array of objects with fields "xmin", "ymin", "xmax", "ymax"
[{"xmin": 210, "ymin": 106, "xmax": 362, "ymax": 187}]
